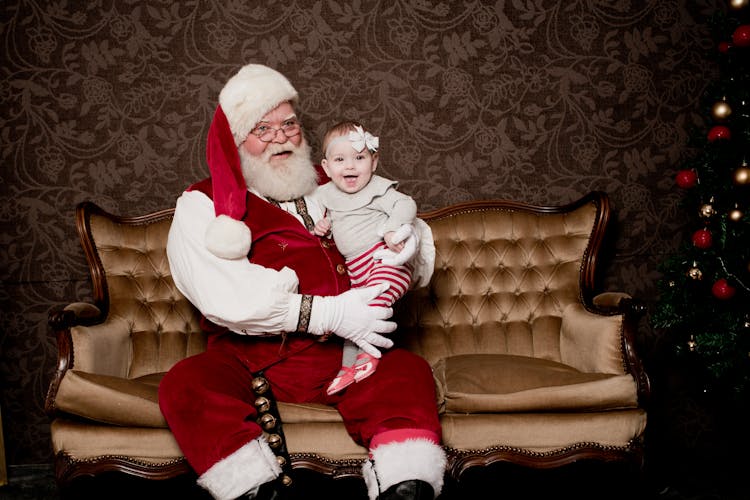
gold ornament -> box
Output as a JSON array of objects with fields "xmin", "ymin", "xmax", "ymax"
[
  {"xmin": 728, "ymin": 205, "xmax": 744, "ymax": 222},
  {"xmin": 729, "ymin": 0, "xmax": 749, "ymax": 9},
  {"xmin": 711, "ymin": 99, "xmax": 732, "ymax": 121},
  {"xmin": 687, "ymin": 263, "xmax": 703, "ymax": 280},
  {"xmin": 276, "ymin": 455, "xmax": 287, "ymax": 467},
  {"xmin": 687, "ymin": 335, "xmax": 697, "ymax": 352},
  {"xmin": 281, "ymin": 474, "xmax": 293, "ymax": 487},
  {"xmin": 699, "ymin": 202, "xmax": 716, "ymax": 219},
  {"xmin": 734, "ymin": 161, "xmax": 750, "ymax": 185},
  {"xmin": 734, "ymin": 167, "xmax": 750, "ymax": 185}
]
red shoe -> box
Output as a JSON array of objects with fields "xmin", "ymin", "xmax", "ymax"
[
  {"xmin": 353, "ymin": 353, "xmax": 379, "ymax": 383},
  {"xmin": 326, "ymin": 366, "xmax": 356, "ymax": 395}
]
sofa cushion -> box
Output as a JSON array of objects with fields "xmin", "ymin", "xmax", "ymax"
[
  {"xmin": 278, "ymin": 402, "xmax": 344, "ymax": 423},
  {"xmin": 434, "ymin": 354, "xmax": 638, "ymax": 413},
  {"xmin": 54, "ymin": 370, "xmax": 167, "ymax": 427}
]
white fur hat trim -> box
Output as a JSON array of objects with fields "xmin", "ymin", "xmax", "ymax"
[
  {"xmin": 205, "ymin": 214, "xmax": 252, "ymax": 260},
  {"xmin": 219, "ymin": 64, "xmax": 299, "ymax": 146}
]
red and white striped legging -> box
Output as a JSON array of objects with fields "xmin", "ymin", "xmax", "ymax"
[{"xmin": 347, "ymin": 241, "xmax": 412, "ymax": 307}]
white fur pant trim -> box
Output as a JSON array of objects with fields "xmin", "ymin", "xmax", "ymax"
[
  {"xmin": 197, "ymin": 437, "xmax": 282, "ymax": 500},
  {"xmin": 362, "ymin": 439, "xmax": 447, "ymax": 500}
]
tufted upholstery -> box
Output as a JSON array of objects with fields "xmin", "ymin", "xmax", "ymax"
[
  {"xmin": 46, "ymin": 203, "xmax": 204, "ymax": 481},
  {"xmin": 46, "ymin": 192, "xmax": 649, "ymax": 487}
]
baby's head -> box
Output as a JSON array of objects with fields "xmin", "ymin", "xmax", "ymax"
[
  {"xmin": 321, "ymin": 121, "xmax": 380, "ymax": 194},
  {"xmin": 322, "ymin": 120, "xmax": 379, "ymax": 157}
]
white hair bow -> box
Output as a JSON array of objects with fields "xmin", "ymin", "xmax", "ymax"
[{"xmin": 348, "ymin": 125, "xmax": 379, "ymax": 153}]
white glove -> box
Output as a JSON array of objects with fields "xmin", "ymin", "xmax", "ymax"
[
  {"xmin": 308, "ymin": 284, "xmax": 396, "ymax": 358},
  {"xmin": 373, "ymin": 224, "xmax": 419, "ymax": 266}
]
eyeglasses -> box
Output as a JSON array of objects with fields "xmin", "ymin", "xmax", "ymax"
[{"xmin": 249, "ymin": 118, "xmax": 301, "ymax": 142}]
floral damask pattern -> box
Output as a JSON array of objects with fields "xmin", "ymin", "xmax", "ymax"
[{"xmin": 0, "ymin": 0, "xmax": 720, "ymax": 465}]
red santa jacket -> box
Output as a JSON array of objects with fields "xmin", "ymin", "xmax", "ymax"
[{"xmin": 188, "ymin": 177, "xmax": 350, "ymax": 371}]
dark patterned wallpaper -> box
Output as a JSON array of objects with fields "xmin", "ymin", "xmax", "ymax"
[{"xmin": 0, "ymin": 1, "xmax": 721, "ymax": 466}]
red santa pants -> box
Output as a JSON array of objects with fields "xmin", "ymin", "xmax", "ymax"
[{"xmin": 158, "ymin": 337, "xmax": 441, "ymax": 475}]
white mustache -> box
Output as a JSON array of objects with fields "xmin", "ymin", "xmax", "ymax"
[{"xmin": 264, "ymin": 142, "xmax": 296, "ymax": 159}]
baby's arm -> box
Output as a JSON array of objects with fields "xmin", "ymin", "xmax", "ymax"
[
  {"xmin": 383, "ymin": 231, "xmax": 405, "ymax": 252},
  {"xmin": 313, "ymin": 217, "xmax": 331, "ymax": 237}
]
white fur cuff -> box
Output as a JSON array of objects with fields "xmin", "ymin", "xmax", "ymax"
[
  {"xmin": 365, "ymin": 439, "xmax": 447, "ymax": 499},
  {"xmin": 197, "ymin": 437, "xmax": 282, "ymax": 500},
  {"xmin": 205, "ymin": 214, "xmax": 252, "ymax": 260}
]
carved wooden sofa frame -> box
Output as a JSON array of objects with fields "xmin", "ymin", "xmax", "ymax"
[{"xmin": 45, "ymin": 191, "xmax": 650, "ymax": 490}]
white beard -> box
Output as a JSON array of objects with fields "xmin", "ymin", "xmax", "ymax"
[{"xmin": 239, "ymin": 140, "xmax": 319, "ymax": 201}]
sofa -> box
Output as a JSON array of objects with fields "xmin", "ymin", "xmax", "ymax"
[{"xmin": 45, "ymin": 190, "xmax": 649, "ymax": 491}]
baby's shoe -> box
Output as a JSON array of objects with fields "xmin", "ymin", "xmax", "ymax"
[
  {"xmin": 353, "ymin": 353, "xmax": 379, "ymax": 383},
  {"xmin": 326, "ymin": 366, "xmax": 356, "ymax": 395}
]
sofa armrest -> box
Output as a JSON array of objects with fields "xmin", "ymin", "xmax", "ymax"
[
  {"xmin": 49, "ymin": 302, "xmax": 102, "ymax": 330},
  {"xmin": 559, "ymin": 302, "xmax": 627, "ymax": 374},
  {"xmin": 46, "ymin": 302, "xmax": 134, "ymax": 417},
  {"xmin": 592, "ymin": 292, "xmax": 648, "ymax": 317},
  {"xmin": 49, "ymin": 301, "xmax": 132, "ymax": 374},
  {"xmin": 560, "ymin": 300, "xmax": 650, "ymax": 405}
]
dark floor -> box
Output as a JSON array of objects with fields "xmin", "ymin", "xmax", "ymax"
[{"xmin": 1, "ymin": 457, "xmax": 748, "ymax": 500}]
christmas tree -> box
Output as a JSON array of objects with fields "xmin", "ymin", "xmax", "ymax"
[{"xmin": 651, "ymin": 0, "xmax": 750, "ymax": 401}]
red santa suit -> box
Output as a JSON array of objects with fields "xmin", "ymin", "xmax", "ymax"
[{"xmin": 158, "ymin": 64, "xmax": 445, "ymax": 500}]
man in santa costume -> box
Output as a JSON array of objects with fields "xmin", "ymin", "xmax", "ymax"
[{"xmin": 158, "ymin": 64, "xmax": 445, "ymax": 500}]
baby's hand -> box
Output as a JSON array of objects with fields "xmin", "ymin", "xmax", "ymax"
[
  {"xmin": 313, "ymin": 217, "xmax": 332, "ymax": 237},
  {"xmin": 384, "ymin": 231, "xmax": 405, "ymax": 252}
]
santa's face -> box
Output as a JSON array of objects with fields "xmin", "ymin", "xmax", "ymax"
[
  {"xmin": 239, "ymin": 102, "xmax": 318, "ymax": 201},
  {"xmin": 240, "ymin": 102, "xmax": 303, "ymax": 163}
]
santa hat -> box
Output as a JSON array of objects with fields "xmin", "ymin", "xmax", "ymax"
[{"xmin": 204, "ymin": 64, "xmax": 299, "ymax": 259}]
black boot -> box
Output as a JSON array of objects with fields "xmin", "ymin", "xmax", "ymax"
[
  {"xmin": 245, "ymin": 476, "xmax": 296, "ymax": 500},
  {"xmin": 378, "ymin": 479, "xmax": 434, "ymax": 500}
]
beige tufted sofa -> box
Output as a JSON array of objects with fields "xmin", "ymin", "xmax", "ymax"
[{"xmin": 45, "ymin": 191, "xmax": 649, "ymax": 489}]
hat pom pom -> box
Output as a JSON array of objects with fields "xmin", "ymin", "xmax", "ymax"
[{"xmin": 205, "ymin": 214, "xmax": 252, "ymax": 259}]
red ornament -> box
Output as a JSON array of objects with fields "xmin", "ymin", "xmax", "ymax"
[
  {"xmin": 732, "ymin": 25, "xmax": 750, "ymax": 47},
  {"xmin": 692, "ymin": 228, "xmax": 713, "ymax": 249},
  {"xmin": 718, "ymin": 41, "xmax": 732, "ymax": 53},
  {"xmin": 675, "ymin": 169, "xmax": 698, "ymax": 188},
  {"xmin": 707, "ymin": 125, "xmax": 731, "ymax": 142},
  {"xmin": 711, "ymin": 278, "xmax": 737, "ymax": 300}
]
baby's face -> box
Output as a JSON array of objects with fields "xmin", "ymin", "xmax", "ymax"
[{"xmin": 322, "ymin": 140, "xmax": 378, "ymax": 194}]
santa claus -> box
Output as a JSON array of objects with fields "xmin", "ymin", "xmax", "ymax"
[{"xmin": 158, "ymin": 64, "xmax": 445, "ymax": 500}]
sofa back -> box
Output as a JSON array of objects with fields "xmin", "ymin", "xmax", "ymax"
[
  {"xmin": 77, "ymin": 202, "xmax": 206, "ymax": 378},
  {"xmin": 395, "ymin": 192, "xmax": 608, "ymax": 366},
  {"xmin": 77, "ymin": 192, "xmax": 608, "ymax": 378}
]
